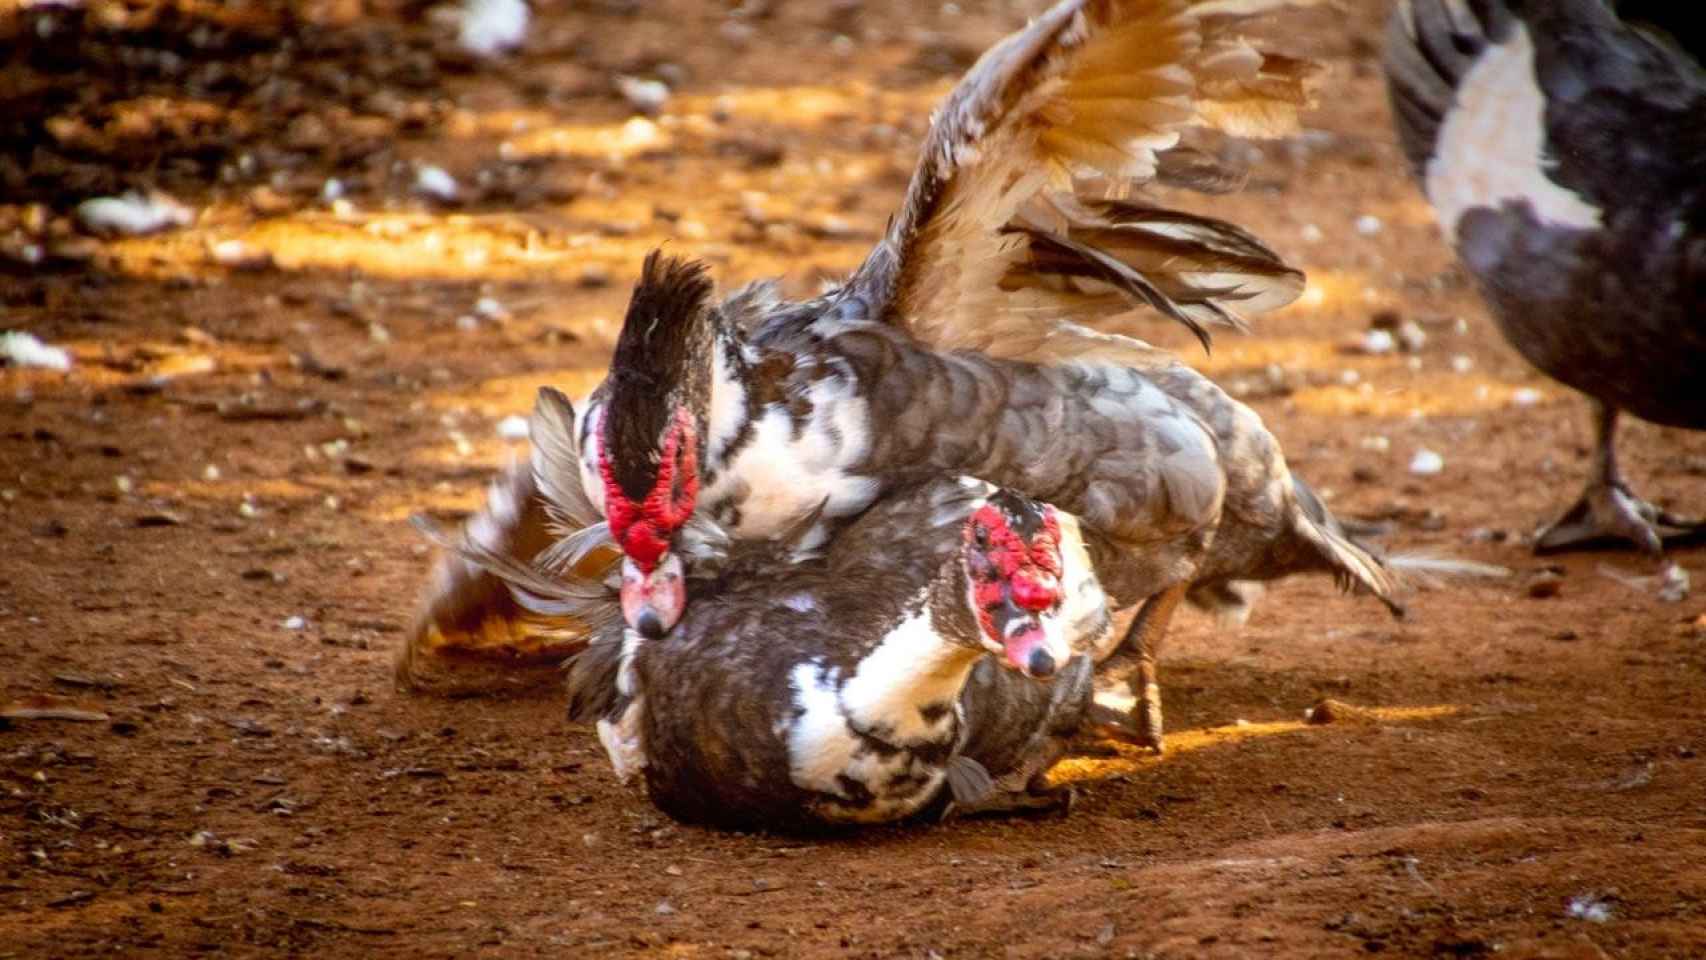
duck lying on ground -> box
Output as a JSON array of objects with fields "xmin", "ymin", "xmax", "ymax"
[{"xmin": 439, "ymin": 388, "xmax": 1130, "ymax": 831}]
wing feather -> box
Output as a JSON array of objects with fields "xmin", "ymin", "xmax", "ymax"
[{"xmin": 847, "ymin": 0, "xmax": 1322, "ymax": 358}]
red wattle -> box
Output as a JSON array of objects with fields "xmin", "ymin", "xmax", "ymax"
[{"xmin": 598, "ymin": 407, "xmax": 700, "ymax": 574}]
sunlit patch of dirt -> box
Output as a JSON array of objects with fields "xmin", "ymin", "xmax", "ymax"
[{"xmin": 1051, "ymin": 704, "xmax": 1463, "ymax": 785}]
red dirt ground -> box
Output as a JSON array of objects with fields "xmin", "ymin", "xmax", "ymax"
[{"xmin": 3, "ymin": 1, "xmax": 1704, "ymax": 957}]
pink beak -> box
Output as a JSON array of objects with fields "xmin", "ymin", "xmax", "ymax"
[{"xmin": 620, "ymin": 553, "xmax": 685, "ymax": 639}]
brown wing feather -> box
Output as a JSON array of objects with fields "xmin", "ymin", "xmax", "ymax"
[
  {"xmin": 395, "ymin": 389, "xmax": 621, "ymax": 697},
  {"xmin": 848, "ymin": 0, "xmax": 1321, "ymax": 358}
]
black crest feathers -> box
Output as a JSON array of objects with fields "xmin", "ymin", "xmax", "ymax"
[{"xmin": 603, "ymin": 251, "xmax": 718, "ymax": 500}]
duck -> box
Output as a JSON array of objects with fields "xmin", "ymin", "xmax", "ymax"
[
  {"xmin": 437, "ymin": 388, "xmax": 1128, "ymax": 832},
  {"xmin": 1384, "ymin": 0, "xmax": 1705, "ymax": 573},
  {"xmin": 409, "ymin": 0, "xmax": 1504, "ymax": 750}
]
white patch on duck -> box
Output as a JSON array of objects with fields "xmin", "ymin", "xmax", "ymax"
[
  {"xmin": 597, "ymin": 694, "xmax": 646, "ymax": 784},
  {"xmin": 577, "ymin": 402, "xmax": 608, "ymax": 517},
  {"xmin": 837, "ymin": 603, "xmax": 976, "ymax": 745},
  {"xmin": 785, "ymin": 602, "xmax": 979, "ymax": 820},
  {"xmin": 1052, "ymin": 511, "xmax": 1116, "ymax": 660},
  {"xmin": 706, "ymin": 340, "xmax": 753, "ymax": 464},
  {"xmin": 708, "ymin": 368, "xmax": 880, "ymax": 539},
  {"xmin": 1425, "ymin": 23, "xmax": 1602, "ymax": 237},
  {"xmin": 780, "ymin": 592, "xmax": 818, "ymax": 614}
]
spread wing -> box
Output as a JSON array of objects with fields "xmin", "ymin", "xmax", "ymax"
[
  {"xmin": 395, "ymin": 388, "xmax": 623, "ymax": 696},
  {"xmin": 846, "ymin": 0, "xmax": 1321, "ymax": 357}
]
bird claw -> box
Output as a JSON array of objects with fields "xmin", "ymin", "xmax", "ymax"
[{"xmin": 1535, "ymin": 481, "xmax": 1705, "ymax": 556}]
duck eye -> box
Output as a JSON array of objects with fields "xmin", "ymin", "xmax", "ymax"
[{"xmin": 972, "ymin": 525, "xmax": 990, "ymax": 549}]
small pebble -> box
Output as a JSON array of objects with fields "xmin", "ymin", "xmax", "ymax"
[
  {"xmin": 321, "ymin": 178, "xmax": 345, "ymax": 202},
  {"xmin": 1, "ymin": 331, "xmax": 73, "ymax": 372},
  {"xmin": 1354, "ymin": 214, "xmax": 1382, "ymax": 236},
  {"xmin": 1511, "ymin": 388, "xmax": 1542, "ymax": 407},
  {"xmin": 1300, "ymin": 223, "xmax": 1323, "ymax": 243},
  {"xmin": 282, "ymin": 616, "xmax": 306, "ymax": 630},
  {"xmin": 1395, "ymin": 321, "xmax": 1427, "ymax": 353},
  {"xmin": 1409, "ymin": 449, "xmax": 1444, "ymax": 476},
  {"xmin": 1450, "ymin": 354, "xmax": 1473, "ymax": 374},
  {"xmin": 615, "ymin": 75, "xmax": 671, "ymax": 115},
  {"xmin": 495, "ymin": 415, "xmax": 530, "ymax": 440},
  {"xmin": 1353, "ymin": 329, "xmax": 1395, "ymax": 355},
  {"xmin": 414, "ymin": 166, "xmax": 459, "ymax": 203},
  {"xmin": 1359, "ymin": 435, "xmax": 1390, "ymax": 453},
  {"xmin": 1526, "ymin": 571, "xmax": 1564, "ymax": 599},
  {"xmin": 473, "ymin": 296, "xmax": 508, "ymax": 321}
]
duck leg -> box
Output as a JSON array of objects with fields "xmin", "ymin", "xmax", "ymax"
[
  {"xmin": 1536, "ymin": 401, "xmax": 1706, "ymax": 555},
  {"xmin": 1094, "ymin": 583, "xmax": 1188, "ymax": 754}
]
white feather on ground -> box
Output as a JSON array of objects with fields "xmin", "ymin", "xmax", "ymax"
[
  {"xmin": 414, "ymin": 165, "xmax": 460, "ymax": 202},
  {"xmin": 75, "ymin": 191, "xmax": 193, "ymax": 236},
  {"xmin": 458, "ymin": 0, "xmax": 528, "ymax": 57},
  {"xmin": 1, "ymin": 331, "xmax": 73, "ymax": 371}
]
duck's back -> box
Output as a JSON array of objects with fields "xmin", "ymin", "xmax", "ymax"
[{"xmin": 1387, "ymin": 0, "xmax": 1706, "ymax": 428}]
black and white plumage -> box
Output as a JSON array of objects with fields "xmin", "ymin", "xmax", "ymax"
[
  {"xmin": 403, "ymin": 0, "xmax": 1483, "ymax": 749},
  {"xmin": 1385, "ymin": 0, "xmax": 1706, "ymax": 562},
  {"xmin": 445, "ymin": 390, "xmax": 1122, "ymax": 832}
]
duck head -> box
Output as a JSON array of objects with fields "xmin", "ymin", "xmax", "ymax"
[
  {"xmin": 961, "ymin": 490, "xmax": 1070, "ymax": 680},
  {"xmin": 597, "ymin": 251, "xmax": 719, "ymax": 639}
]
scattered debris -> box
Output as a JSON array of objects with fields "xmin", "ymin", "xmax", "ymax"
[
  {"xmin": 1408, "ymin": 449, "xmax": 1444, "ymax": 476},
  {"xmin": 1566, "ymin": 893, "xmax": 1613, "ymax": 924},
  {"xmin": 1525, "ymin": 568, "xmax": 1565, "ymax": 599},
  {"xmin": 1599, "ymin": 562, "xmax": 1690, "ymax": 603},
  {"xmin": 207, "ymin": 239, "xmax": 273, "ymax": 271},
  {"xmin": 1350, "ymin": 329, "xmax": 1395, "ymax": 355},
  {"xmin": 616, "ymin": 75, "xmax": 671, "ymax": 115},
  {"xmin": 1, "ymin": 331, "xmax": 72, "ymax": 371},
  {"xmin": 75, "ymin": 191, "xmax": 194, "ymax": 236},
  {"xmin": 1305, "ymin": 698, "xmax": 1380, "ymax": 725},
  {"xmin": 1, "ymin": 695, "xmax": 110, "ymax": 723},
  {"xmin": 458, "ymin": 0, "xmax": 529, "ymax": 57},
  {"xmin": 414, "ymin": 165, "xmax": 460, "ymax": 203}
]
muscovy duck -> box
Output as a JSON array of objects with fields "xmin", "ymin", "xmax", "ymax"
[
  {"xmin": 407, "ymin": 0, "xmax": 1500, "ymax": 749},
  {"xmin": 437, "ymin": 389, "xmax": 1124, "ymax": 831},
  {"xmin": 1384, "ymin": 0, "xmax": 1706, "ymax": 567}
]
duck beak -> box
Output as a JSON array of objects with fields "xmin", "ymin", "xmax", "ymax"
[
  {"xmin": 620, "ymin": 553, "xmax": 685, "ymax": 639},
  {"xmin": 989, "ymin": 593, "xmax": 1069, "ymax": 680}
]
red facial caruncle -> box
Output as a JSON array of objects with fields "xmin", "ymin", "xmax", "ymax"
[
  {"xmin": 965, "ymin": 500, "xmax": 1066, "ymax": 678},
  {"xmin": 966, "ymin": 502, "xmax": 1062, "ymax": 614},
  {"xmin": 598, "ymin": 406, "xmax": 700, "ymax": 573}
]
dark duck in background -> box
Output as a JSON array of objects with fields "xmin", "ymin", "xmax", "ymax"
[{"xmin": 1385, "ymin": 0, "xmax": 1706, "ymax": 595}]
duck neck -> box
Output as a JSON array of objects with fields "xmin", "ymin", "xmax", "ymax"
[{"xmin": 838, "ymin": 563, "xmax": 983, "ymax": 746}]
